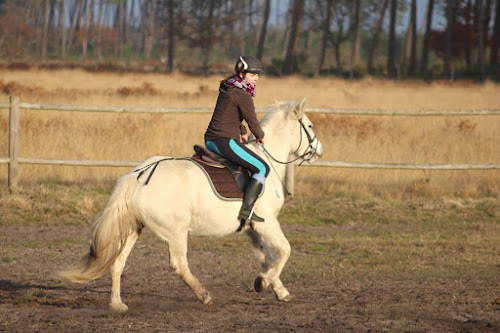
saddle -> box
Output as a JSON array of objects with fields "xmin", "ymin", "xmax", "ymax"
[{"xmin": 191, "ymin": 145, "xmax": 251, "ymax": 200}]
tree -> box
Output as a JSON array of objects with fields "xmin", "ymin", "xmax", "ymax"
[
  {"xmin": 68, "ymin": 0, "xmax": 82, "ymax": 52},
  {"xmin": 349, "ymin": 0, "xmax": 361, "ymax": 77},
  {"xmin": 492, "ymin": 0, "xmax": 500, "ymax": 66},
  {"xmin": 81, "ymin": 0, "xmax": 94, "ymax": 60},
  {"xmin": 42, "ymin": 0, "xmax": 50, "ymax": 59},
  {"xmin": 95, "ymin": 0, "xmax": 104, "ymax": 60},
  {"xmin": 283, "ymin": 0, "xmax": 305, "ymax": 75},
  {"xmin": 314, "ymin": 0, "xmax": 333, "ymax": 77},
  {"xmin": 407, "ymin": 0, "xmax": 417, "ymax": 74},
  {"xmin": 477, "ymin": 0, "xmax": 486, "ymax": 80},
  {"xmin": 180, "ymin": 0, "xmax": 223, "ymax": 73},
  {"xmin": 60, "ymin": 0, "xmax": 67, "ymax": 59},
  {"xmin": 140, "ymin": 0, "xmax": 156, "ymax": 59},
  {"xmin": 239, "ymin": 0, "xmax": 247, "ymax": 54},
  {"xmin": 443, "ymin": 0, "xmax": 455, "ymax": 78},
  {"xmin": 367, "ymin": 0, "xmax": 390, "ymax": 74},
  {"xmin": 166, "ymin": 0, "xmax": 176, "ymax": 72},
  {"xmin": 387, "ymin": 0, "xmax": 397, "ymax": 77},
  {"xmin": 421, "ymin": 0, "xmax": 434, "ymax": 72},
  {"xmin": 0, "ymin": 2, "xmax": 35, "ymax": 59},
  {"xmin": 329, "ymin": 0, "xmax": 352, "ymax": 74},
  {"xmin": 256, "ymin": 0, "xmax": 270, "ymax": 61}
]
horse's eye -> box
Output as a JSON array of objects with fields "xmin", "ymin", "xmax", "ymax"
[{"xmin": 309, "ymin": 124, "xmax": 313, "ymax": 128}]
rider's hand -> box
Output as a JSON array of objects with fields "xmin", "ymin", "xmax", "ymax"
[
  {"xmin": 241, "ymin": 134, "xmax": 249, "ymax": 143},
  {"xmin": 256, "ymin": 137, "xmax": 265, "ymax": 146}
]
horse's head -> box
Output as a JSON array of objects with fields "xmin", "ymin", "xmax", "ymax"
[{"xmin": 288, "ymin": 98, "xmax": 323, "ymax": 164}]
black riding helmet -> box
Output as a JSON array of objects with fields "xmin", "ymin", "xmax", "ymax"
[{"xmin": 235, "ymin": 56, "xmax": 265, "ymax": 75}]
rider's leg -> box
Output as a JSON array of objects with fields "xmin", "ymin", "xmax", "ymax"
[
  {"xmin": 238, "ymin": 175, "xmax": 265, "ymax": 222},
  {"xmin": 226, "ymin": 139, "xmax": 269, "ymax": 223},
  {"xmin": 206, "ymin": 138, "xmax": 270, "ymax": 223}
]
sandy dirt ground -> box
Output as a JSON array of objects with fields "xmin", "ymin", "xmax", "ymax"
[{"xmin": 1, "ymin": 223, "xmax": 498, "ymax": 333}]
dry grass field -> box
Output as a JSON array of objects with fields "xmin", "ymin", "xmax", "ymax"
[{"xmin": 1, "ymin": 68, "xmax": 499, "ymax": 199}]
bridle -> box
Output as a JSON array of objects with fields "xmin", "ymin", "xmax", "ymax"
[
  {"xmin": 257, "ymin": 117, "xmax": 319, "ymax": 195},
  {"xmin": 260, "ymin": 118, "xmax": 319, "ymax": 166}
]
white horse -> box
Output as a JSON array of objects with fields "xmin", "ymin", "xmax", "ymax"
[{"xmin": 59, "ymin": 99, "xmax": 323, "ymax": 312}]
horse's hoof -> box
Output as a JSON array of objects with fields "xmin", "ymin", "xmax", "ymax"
[
  {"xmin": 203, "ymin": 294, "xmax": 213, "ymax": 305},
  {"xmin": 279, "ymin": 294, "xmax": 292, "ymax": 302},
  {"xmin": 110, "ymin": 302, "xmax": 129, "ymax": 313},
  {"xmin": 254, "ymin": 276, "xmax": 268, "ymax": 293}
]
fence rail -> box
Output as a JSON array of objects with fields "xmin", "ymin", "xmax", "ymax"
[
  {"xmin": 2, "ymin": 101, "xmax": 500, "ymax": 116},
  {"xmin": 1, "ymin": 97, "xmax": 500, "ymax": 191}
]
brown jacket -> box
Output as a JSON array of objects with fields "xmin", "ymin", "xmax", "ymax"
[{"xmin": 204, "ymin": 81, "xmax": 265, "ymax": 142}]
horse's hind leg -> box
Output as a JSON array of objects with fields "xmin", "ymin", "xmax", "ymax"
[
  {"xmin": 251, "ymin": 219, "xmax": 292, "ymax": 302},
  {"xmin": 167, "ymin": 232, "xmax": 213, "ymax": 305},
  {"xmin": 109, "ymin": 232, "xmax": 138, "ymax": 312}
]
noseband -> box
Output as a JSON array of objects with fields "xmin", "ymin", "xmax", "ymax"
[{"xmin": 295, "ymin": 118, "xmax": 319, "ymax": 164}]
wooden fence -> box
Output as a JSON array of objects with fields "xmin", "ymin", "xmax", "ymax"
[{"xmin": 1, "ymin": 96, "xmax": 500, "ymax": 192}]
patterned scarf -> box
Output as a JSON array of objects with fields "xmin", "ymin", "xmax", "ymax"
[{"xmin": 226, "ymin": 76, "xmax": 256, "ymax": 97}]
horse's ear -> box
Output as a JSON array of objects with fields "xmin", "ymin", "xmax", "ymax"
[{"xmin": 292, "ymin": 98, "xmax": 307, "ymax": 119}]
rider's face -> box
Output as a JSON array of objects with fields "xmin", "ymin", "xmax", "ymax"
[{"xmin": 243, "ymin": 72, "xmax": 259, "ymax": 86}]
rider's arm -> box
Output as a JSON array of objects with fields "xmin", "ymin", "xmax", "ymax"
[{"xmin": 236, "ymin": 90, "xmax": 265, "ymax": 141}]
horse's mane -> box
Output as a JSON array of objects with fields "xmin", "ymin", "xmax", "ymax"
[{"xmin": 259, "ymin": 101, "xmax": 296, "ymax": 129}]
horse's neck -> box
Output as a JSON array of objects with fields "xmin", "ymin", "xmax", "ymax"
[{"xmin": 259, "ymin": 119, "xmax": 293, "ymax": 182}]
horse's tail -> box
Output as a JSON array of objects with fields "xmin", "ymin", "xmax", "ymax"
[{"xmin": 58, "ymin": 173, "xmax": 142, "ymax": 283}]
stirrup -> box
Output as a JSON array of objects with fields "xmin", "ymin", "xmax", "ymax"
[{"xmin": 236, "ymin": 210, "xmax": 264, "ymax": 232}]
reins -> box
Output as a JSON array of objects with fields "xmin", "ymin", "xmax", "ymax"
[
  {"xmin": 257, "ymin": 118, "xmax": 319, "ymax": 165},
  {"xmin": 252, "ymin": 118, "xmax": 319, "ymax": 195}
]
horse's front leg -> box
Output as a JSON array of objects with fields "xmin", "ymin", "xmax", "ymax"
[
  {"xmin": 246, "ymin": 228, "xmax": 273, "ymax": 274},
  {"xmin": 250, "ymin": 219, "xmax": 292, "ymax": 302}
]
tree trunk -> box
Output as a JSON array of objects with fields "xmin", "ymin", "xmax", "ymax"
[
  {"xmin": 68, "ymin": 0, "xmax": 81, "ymax": 51},
  {"xmin": 492, "ymin": 0, "xmax": 500, "ymax": 65},
  {"xmin": 42, "ymin": 0, "xmax": 50, "ymax": 59},
  {"xmin": 121, "ymin": 1, "xmax": 128, "ymax": 57},
  {"xmin": 96, "ymin": 0, "xmax": 103, "ymax": 60},
  {"xmin": 141, "ymin": 0, "xmax": 155, "ymax": 59},
  {"xmin": 443, "ymin": 0, "xmax": 454, "ymax": 78},
  {"xmin": 202, "ymin": 0, "xmax": 216, "ymax": 73},
  {"xmin": 78, "ymin": 0, "xmax": 87, "ymax": 56},
  {"xmin": 49, "ymin": 0, "xmax": 57, "ymax": 54},
  {"xmin": 409, "ymin": 0, "xmax": 417, "ymax": 75},
  {"xmin": 368, "ymin": 0, "xmax": 389, "ymax": 74},
  {"xmin": 283, "ymin": 0, "xmax": 305, "ymax": 75},
  {"xmin": 477, "ymin": 0, "xmax": 486, "ymax": 80},
  {"xmin": 81, "ymin": 0, "xmax": 93, "ymax": 60},
  {"xmin": 314, "ymin": 0, "xmax": 333, "ymax": 77},
  {"xmin": 167, "ymin": 0, "xmax": 175, "ymax": 72},
  {"xmin": 349, "ymin": 0, "xmax": 361, "ymax": 78},
  {"xmin": 240, "ymin": 0, "xmax": 247, "ymax": 55},
  {"xmin": 256, "ymin": 0, "xmax": 270, "ymax": 61},
  {"xmin": 387, "ymin": 0, "xmax": 397, "ymax": 77},
  {"xmin": 61, "ymin": 0, "xmax": 67, "ymax": 59},
  {"xmin": 421, "ymin": 0, "xmax": 434, "ymax": 72}
]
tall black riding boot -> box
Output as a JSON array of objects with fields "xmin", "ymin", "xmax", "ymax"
[{"xmin": 238, "ymin": 178, "xmax": 265, "ymax": 223}]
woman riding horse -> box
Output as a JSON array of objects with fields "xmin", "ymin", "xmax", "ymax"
[{"xmin": 204, "ymin": 55, "xmax": 269, "ymax": 224}]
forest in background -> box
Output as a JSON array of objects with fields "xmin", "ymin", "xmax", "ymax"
[{"xmin": 0, "ymin": 0, "xmax": 499, "ymax": 80}]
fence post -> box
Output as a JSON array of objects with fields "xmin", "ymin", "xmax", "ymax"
[
  {"xmin": 285, "ymin": 164, "xmax": 294, "ymax": 196},
  {"xmin": 9, "ymin": 96, "xmax": 20, "ymax": 191}
]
